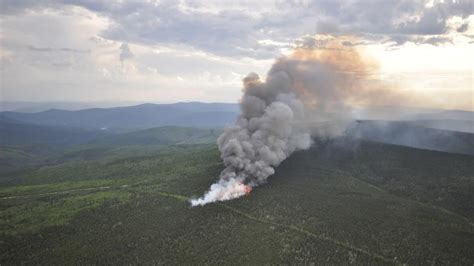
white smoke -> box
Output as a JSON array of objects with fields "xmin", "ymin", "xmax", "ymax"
[{"xmin": 190, "ymin": 72, "xmax": 312, "ymax": 206}]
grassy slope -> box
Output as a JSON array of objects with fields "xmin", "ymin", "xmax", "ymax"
[{"xmin": 0, "ymin": 141, "xmax": 473, "ymax": 264}]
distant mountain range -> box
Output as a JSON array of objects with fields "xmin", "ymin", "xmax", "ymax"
[
  {"xmin": 1, "ymin": 102, "xmax": 473, "ymax": 155},
  {"xmin": 2, "ymin": 102, "xmax": 472, "ymax": 133},
  {"xmin": 0, "ymin": 102, "xmax": 473, "ymax": 173},
  {"xmin": 0, "ymin": 102, "xmax": 240, "ymax": 131}
]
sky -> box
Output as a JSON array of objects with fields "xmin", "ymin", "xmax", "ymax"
[{"xmin": 0, "ymin": 0, "xmax": 473, "ymax": 110}]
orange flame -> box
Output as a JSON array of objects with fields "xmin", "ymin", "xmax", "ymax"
[{"xmin": 244, "ymin": 185, "xmax": 252, "ymax": 195}]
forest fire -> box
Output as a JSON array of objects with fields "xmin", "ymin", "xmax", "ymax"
[
  {"xmin": 244, "ymin": 185, "xmax": 252, "ymax": 195},
  {"xmin": 191, "ymin": 36, "xmax": 405, "ymax": 207}
]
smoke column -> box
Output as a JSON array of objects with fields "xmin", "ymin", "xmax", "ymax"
[
  {"xmin": 190, "ymin": 71, "xmax": 312, "ymax": 206},
  {"xmin": 191, "ymin": 36, "xmax": 393, "ymax": 206}
]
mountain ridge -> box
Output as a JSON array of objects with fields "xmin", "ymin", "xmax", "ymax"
[{"xmin": 0, "ymin": 102, "xmax": 239, "ymax": 131}]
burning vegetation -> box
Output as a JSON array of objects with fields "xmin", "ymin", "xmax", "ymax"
[{"xmin": 191, "ymin": 36, "xmax": 407, "ymax": 206}]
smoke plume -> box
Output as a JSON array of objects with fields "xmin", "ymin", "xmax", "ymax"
[
  {"xmin": 190, "ymin": 36, "xmax": 394, "ymax": 206},
  {"xmin": 190, "ymin": 73, "xmax": 312, "ymax": 206}
]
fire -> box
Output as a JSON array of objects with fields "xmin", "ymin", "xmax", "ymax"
[{"xmin": 244, "ymin": 185, "xmax": 252, "ymax": 195}]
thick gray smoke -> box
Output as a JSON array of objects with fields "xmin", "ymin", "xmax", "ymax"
[
  {"xmin": 190, "ymin": 72, "xmax": 312, "ymax": 206},
  {"xmin": 190, "ymin": 37, "xmax": 395, "ymax": 206},
  {"xmin": 190, "ymin": 36, "xmax": 473, "ymax": 206}
]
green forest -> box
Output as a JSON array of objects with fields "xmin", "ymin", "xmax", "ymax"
[{"xmin": 1, "ymin": 126, "xmax": 473, "ymax": 264}]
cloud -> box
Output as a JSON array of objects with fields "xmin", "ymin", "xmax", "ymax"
[
  {"xmin": 0, "ymin": 4, "xmax": 269, "ymax": 103},
  {"xmin": 421, "ymin": 36, "xmax": 453, "ymax": 45},
  {"xmin": 2, "ymin": 0, "xmax": 472, "ymax": 57},
  {"xmin": 81, "ymin": 1, "xmax": 474, "ymax": 51},
  {"xmin": 388, "ymin": 34, "xmax": 454, "ymax": 46},
  {"xmin": 457, "ymin": 23, "xmax": 469, "ymax": 32},
  {"xmin": 28, "ymin": 45, "xmax": 90, "ymax": 53},
  {"xmin": 119, "ymin": 43, "xmax": 133, "ymax": 61},
  {"xmin": 0, "ymin": 0, "xmax": 472, "ymax": 110}
]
